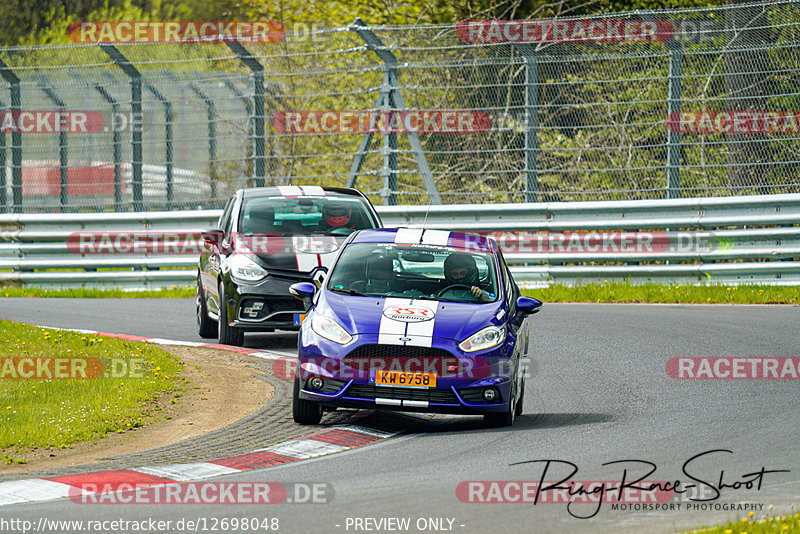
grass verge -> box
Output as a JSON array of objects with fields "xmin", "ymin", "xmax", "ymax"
[
  {"xmin": 523, "ymin": 282, "xmax": 800, "ymax": 304},
  {"xmin": 682, "ymin": 510, "xmax": 800, "ymax": 533},
  {"xmin": 0, "ymin": 320, "xmax": 185, "ymax": 456},
  {"xmin": 0, "ymin": 285, "xmax": 195, "ymax": 299},
  {"xmin": 0, "ymin": 282, "xmax": 797, "ymax": 304}
]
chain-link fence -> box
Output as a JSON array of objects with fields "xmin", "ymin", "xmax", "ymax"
[{"xmin": 0, "ymin": 0, "xmax": 799, "ymax": 212}]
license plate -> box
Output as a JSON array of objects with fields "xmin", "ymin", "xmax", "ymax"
[
  {"xmin": 374, "ymin": 370, "xmax": 437, "ymax": 388},
  {"xmin": 293, "ymin": 313, "xmax": 305, "ymax": 326}
]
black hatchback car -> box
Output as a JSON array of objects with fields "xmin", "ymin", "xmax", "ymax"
[{"xmin": 197, "ymin": 186, "xmax": 382, "ymax": 346}]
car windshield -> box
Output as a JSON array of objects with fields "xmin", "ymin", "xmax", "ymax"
[
  {"xmin": 238, "ymin": 195, "xmax": 374, "ymax": 237},
  {"xmin": 326, "ymin": 243, "xmax": 499, "ymax": 303}
]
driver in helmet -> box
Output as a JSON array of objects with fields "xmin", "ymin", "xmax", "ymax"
[
  {"xmin": 442, "ymin": 253, "xmax": 492, "ymax": 302},
  {"xmin": 322, "ymin": 203, "xmax": 355, "ymax": 232}
]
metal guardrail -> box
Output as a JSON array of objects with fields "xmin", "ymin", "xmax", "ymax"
[{"xmin": 0, "ymin": 194, "xmax": 798, "ymax": 289}]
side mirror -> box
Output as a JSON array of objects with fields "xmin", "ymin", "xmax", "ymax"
[
  {"xmin": 290, "ymin": 282, "xmax": 317, "ymax": 311},
  {"xmin": 516, "ymin": 296, "xmax": 542, "ymax": 315},
  {"xmin": 202, "ymin": 229, "xmax": 225, "ymax": 249}
]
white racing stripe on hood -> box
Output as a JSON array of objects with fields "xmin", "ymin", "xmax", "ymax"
[
  {"xmin": 292, "ymin": 236, "xmax": 321, "ymax": 272},
  {"xmin": 377, "ymin": 298, "xmax": 438, "ymax": 347},
  {"xmin": 404, "ymin": 300, "xmax": 438, "ymax": 347},
  {"xmin": 378, "ymin": 298, "xmax": 410, "ymax": 345},
  {"xmin": 318, "ymin": 251, "xmax": 338, "ymax": 269},
  {"xmin": 421, "ymin": 229, "xmax": 450, "ymax": 246},
  {"xmin": 394, "ymin": 228, "xmax": 423, "ymax": 244}
]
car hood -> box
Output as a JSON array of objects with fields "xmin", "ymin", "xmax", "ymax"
[
  {"xmin": 318, "ymin": 291, "xmax": 505, "ymax": 341},
  {"xmin": 233, "ymin": 234, "xmax": 346, "ymax": 273}
]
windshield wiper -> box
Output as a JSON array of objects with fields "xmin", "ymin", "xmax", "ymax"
[{"xmin": 329, "ymin": 287, "xmax": 371, "ymax": 297}]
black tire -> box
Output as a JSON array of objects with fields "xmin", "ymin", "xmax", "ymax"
[
  {"xmin": 515, "ymin": 378, "xmax": 525, "ymax": 417},
  {"xmin": 484, "ymin": 381, "xmax": 517, "ymax": 427},
  {"xmin": 217, "ymin": 281, "xmax": 244, "ymax": 346},
  {"xmin": 293, "ymin": 377, "xmax": 322, "ymax": 425},
  {"xmin": 196, "ymin": 278, "xmax": 217, "ymax": 339}
]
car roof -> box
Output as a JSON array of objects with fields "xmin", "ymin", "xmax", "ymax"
[
  {"xmin": 239, "ymin": 186, "xmax": 368, "ymax": 200},
  {"xmin": 351, "ymin": 228, "xmax": 497, "ymax": 253}
]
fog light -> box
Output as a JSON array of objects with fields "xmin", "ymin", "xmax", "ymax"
[
  {"xmin": 483, "ymin": 388, "xmax": 498, "ymax": 401},
  {"xmin": 308, "ymin": 377, "xmax": 324, "ymax": 390}
]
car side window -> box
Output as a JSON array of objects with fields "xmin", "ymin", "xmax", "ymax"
[
  {"xmin": 218, "ymin": 197, "xmax": 235, "ymax": 232},
  {"xmin": 499, "ymin": 251, "xmax": 517, "ymax": 314}
]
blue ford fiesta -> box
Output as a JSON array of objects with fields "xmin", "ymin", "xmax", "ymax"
[{"xmin": 289, "ymin": 228, "xmax": 542, "ymax": 427}]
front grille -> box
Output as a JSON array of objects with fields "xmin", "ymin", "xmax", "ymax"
[
  {"xmin": 342, "ymin": 344, "xmax": 466, "ymax": 376},
  {"xmin": 269, "ymin": 298, "xmax": 303, "ymax": 313},
  {"xmin": 238, "ymin": 297, "xmax": 302, "ymax": 321},
  {"xmin": 345, "ymin": 383, "xmax": 458, "ymax": 404},
  {"xmin": 266, "ymin": 268, "xmax": 315, "ymax": 281}
]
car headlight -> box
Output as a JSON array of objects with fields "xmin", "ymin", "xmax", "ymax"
[
  {"xmin": 229, "ymin": 254, "xmax": 268, "ymax": 283},
  {"xmin": 311, "ymin": 313, "xmax": 352, "ymax": 345},
  {"xmin": 459, "ymin": 325, "xmax": 506, "ymax": 352}
]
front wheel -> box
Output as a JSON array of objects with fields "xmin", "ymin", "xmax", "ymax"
[
  {"xmin": 484, "ymin": 383, "xmax": 517, "ymax": 427},
  {"xmin": 196, "ymin": 278, "xmax": 217, "ymax": 339},
  {"xmin": 217, "ymin": 281, "xmax": 244, "ymax": 346},
  {"xmin": 515, "ymin": 378, "xmax": 525, "ymax": 417},
  {"xmin": 293, "ymin": 377, "xmax": 322, "ymax": 425}
]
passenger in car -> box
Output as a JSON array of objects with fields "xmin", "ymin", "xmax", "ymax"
[
  {"xmin": 242, "ymin": 207, "xmax": 276, "ymax": 234},
  {"xmin": 365, "ymin": 254, "xmax": 396, "ymax": 293}
]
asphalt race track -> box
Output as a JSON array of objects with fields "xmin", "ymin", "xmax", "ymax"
[{"xmin": 1, "ymin": 298, "xmax": 799, "ymax": 533}]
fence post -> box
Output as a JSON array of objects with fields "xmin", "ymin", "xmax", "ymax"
[
  {"xmin": 225, "ymin": 42, "xmax": 266, "ymax": 187},
  {"xmin": 381, "ymin": 70, "xmax": 399, "ymax": 206},
  {"xmin": 144, "ymin": 83, "xmax": 174, "ymax": 209},
  {"xmin": 516, "ymin": 44, "xmax": 539, "ymax": 203},
  {"xmin": 189, "ymin": 82, "xmax": 217, "ymax": 200},
  {"xmin": 223, "ymin": 79, "xmax": 253, "ymax": 183},
  {"xmin": 0, "ymin": 58, "xmax": 22, "ymax": 212},
  {"xmin": 94, "ymin": 84, "xmax": 123, "ymax": 210},
  {"xmin": 0, "ymin": 98, "xmax": 5, "ymax": 211},
  {"xmin": 37, "ymin": 80, "xmax": 69, "ymax": 209},
  {"xmin": 349, "ymin": 18, "xmax": 441, "ymax": 204},
  {"xmin": 99, "ymin": 44, "xmax": 143, "ymax": 211},
  {"xmin": 667, "ymin": 40, "xmax": 683, "ymax": 199}
]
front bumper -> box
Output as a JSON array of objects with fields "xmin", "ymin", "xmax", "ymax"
[
  {"xmin": 224, "ymin": 276, "xmax": 307, "ymax": 331},
  {"xmin": 296, "ymin": 332, "xmax": 517, "ymax": 415}
]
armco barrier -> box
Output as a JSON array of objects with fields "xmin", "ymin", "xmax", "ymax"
[{"xmin": 0, "ymin": 194, "xmax": 798, "ymax": 289}]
